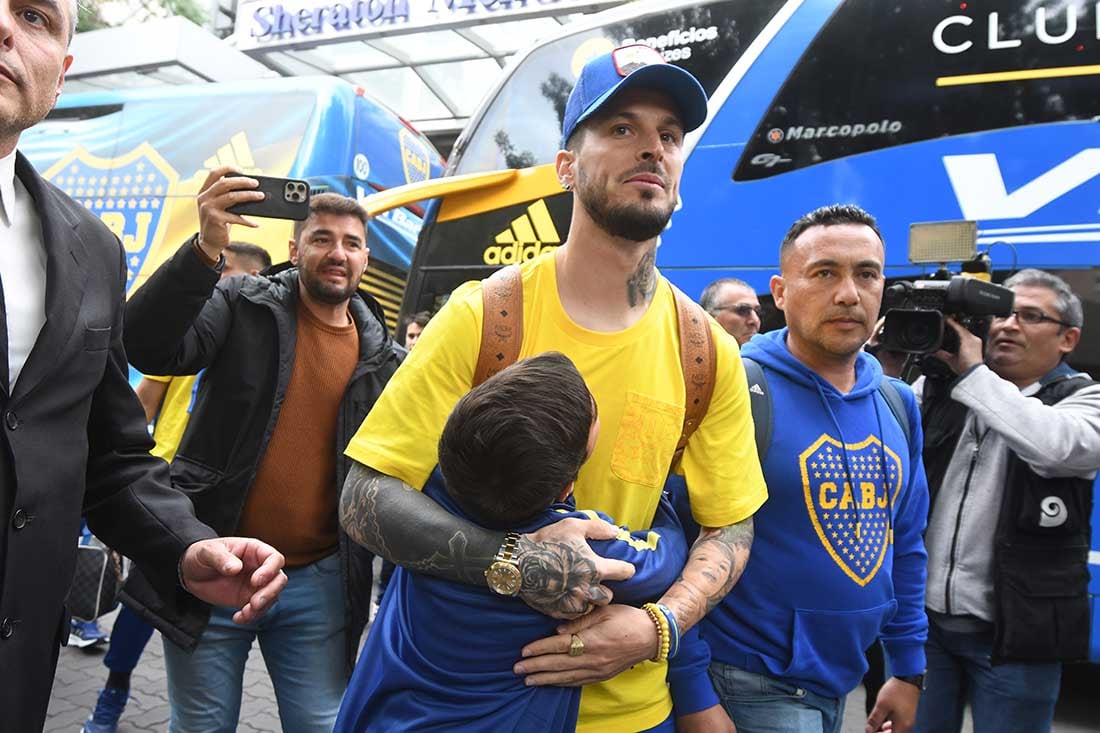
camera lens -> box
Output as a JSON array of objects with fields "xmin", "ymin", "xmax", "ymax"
[
  {"xmin": 900, "ymin": 319, "xmax": 936, "ymax": 352},
  {"xmin": 881, "ymin": 309, "xmax": 944, "ymax": 354}
]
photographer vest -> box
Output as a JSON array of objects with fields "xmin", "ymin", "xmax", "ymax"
[
  {"xmin": 473, "ymin": 265, "xmax": 716, "ymax": 468},
  {"xmin": 923, "ymin": 371, "xmax": 1097, "ymax": 663}
]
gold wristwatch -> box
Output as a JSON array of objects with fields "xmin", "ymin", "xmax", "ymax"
[{"xmin": 484, "ymin": 532, "xmax": 522, "ymax": 596}]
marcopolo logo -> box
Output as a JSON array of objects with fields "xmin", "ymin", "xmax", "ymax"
[{"xmin": 769, "ymin": 119, "xmax": 903, "ymax": 143}]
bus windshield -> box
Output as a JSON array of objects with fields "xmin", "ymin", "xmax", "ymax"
[{"xmin": 452, "ymin": 0, "xmax": 786, "ymax": 175}]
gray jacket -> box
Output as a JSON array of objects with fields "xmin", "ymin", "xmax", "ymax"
[{"xmin": 923, "ymin": 364, "xmax": 1100, "ymax": 622}]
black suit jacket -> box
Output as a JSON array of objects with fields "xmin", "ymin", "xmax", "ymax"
[{"xmin": 0, "ymin": 154, "xmax": 215, "ymax": 731}]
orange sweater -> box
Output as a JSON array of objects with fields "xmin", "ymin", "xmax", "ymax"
[{"xmin": 237, "ymin": 302, "xmax": 359, "ymax": 567}]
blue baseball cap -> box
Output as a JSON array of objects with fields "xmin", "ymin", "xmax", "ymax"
[{"xmin": 561, "ymin": 44, "xmax": 708, "ymax": 147}]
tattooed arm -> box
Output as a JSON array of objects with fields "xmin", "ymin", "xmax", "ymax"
[
  {"xmin": 515, "ymin": 516, "xmax": 754, "ymax": 686},
  {"xmin": 658, "ymin": 516, "xmax": 754, "ymax": 632},
  {"xmin": 340, "ymin": 462, "xmax": 633, "ymax": 609},
  {"xmin": 339, "ymin": 462, "xmax": 499, "ymax": 584}
]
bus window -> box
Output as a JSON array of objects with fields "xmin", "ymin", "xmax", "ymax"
[
  {"xmin": 735, "ymin": 0, "xmax": 1100, "ymax": 181},
  {"xmin": 454, "ymin": 0, "xmax": 785, "ymax": 175}
]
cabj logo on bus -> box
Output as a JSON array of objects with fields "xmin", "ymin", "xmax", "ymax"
[
  {"xmin": 399, "ymin": 128, "xmax": 431, "ymax": 185},
  {"xmin": 42, "ymin": 143, "xmax": 179, "ymax": 286}
]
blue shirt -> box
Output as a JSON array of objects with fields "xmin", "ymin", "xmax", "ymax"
[{"xmin": 335, "ymin": 468, "xmax": 688, "ymax": 732}]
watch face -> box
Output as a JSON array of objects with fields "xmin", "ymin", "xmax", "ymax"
[{"xmin": 486, "ymin": 562, "xmax": 522, "ymax": 595}]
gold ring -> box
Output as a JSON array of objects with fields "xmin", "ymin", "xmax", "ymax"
[{"xmin": 568, "ymin": 634, "xmax": 585, "ymax": 657}]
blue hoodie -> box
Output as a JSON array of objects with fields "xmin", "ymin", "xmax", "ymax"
[{"xmin": 699, "ymin": 329, "xmax": 929, "ymax": 698}]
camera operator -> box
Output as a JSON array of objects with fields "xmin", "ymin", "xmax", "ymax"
[{"xmin": 915, "ymin": 269, "xmax": 1100, "ymax": 733}]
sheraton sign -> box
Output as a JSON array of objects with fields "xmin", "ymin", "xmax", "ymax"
[{"xmin": 234, "ymin": 0, "xmax": 590, "ymax": 50}]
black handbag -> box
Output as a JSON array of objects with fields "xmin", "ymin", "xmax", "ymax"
[{"xmin": 67, "ymin": 542, "xmax": 124, "ymax": 622}]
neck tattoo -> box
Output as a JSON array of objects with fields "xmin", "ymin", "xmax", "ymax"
[{"xmin": 626, "ymin": 248, "xmax": 657, "ymax": 308}]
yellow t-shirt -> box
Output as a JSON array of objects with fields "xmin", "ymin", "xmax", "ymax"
[
  {"xmin": 345, "ymin": 252, "xmax": 767, "ymax": 732},
  {"xmin": 147, "ymin": 374, "xmax": 199, "ymax": 463}
]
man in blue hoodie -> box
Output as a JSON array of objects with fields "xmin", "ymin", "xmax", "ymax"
[{"xmin": 699, "ymin": 205, "xmax": 929, "ymax": 733}]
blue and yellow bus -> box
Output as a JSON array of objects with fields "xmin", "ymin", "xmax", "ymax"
[
  {"xmin": 21, "ymin": 76, "xmax": 445, "ymax": 329},
  {"xmin": 384, "ymin": 0, "xmax": 1100, "ymax": 660}
]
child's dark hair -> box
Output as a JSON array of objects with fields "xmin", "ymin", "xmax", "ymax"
[{"xmin": 438, "ymin": 352, "xmax": 594, "ymax": 528}]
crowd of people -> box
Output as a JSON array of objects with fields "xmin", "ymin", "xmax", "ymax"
[{"xmin": 0, "ymin": 3, "xmax": 1097, "ymax": 733}]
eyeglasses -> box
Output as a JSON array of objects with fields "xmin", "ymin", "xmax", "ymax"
[
  {"xmin": 711, "ymin": 303, "xmax": 763, "ymax": 318},
  {"xmin": 993, "ymin": 308, "xmax": 1075, "ymax": 328}
]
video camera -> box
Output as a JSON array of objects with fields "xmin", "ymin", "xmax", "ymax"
[{"xmin": 878, "ymin": 221, "xmax": 1014, "ymax": 355}]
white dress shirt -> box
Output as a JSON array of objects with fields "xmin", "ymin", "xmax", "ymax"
[{"xmin": 0, "ymin": 148, "xmax": 48, "ymax": 388}]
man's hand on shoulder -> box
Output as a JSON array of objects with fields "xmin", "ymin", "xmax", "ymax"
[
  {"xmin": 514, "ymin": 604, "xmax": 657, "ymax": 686},
  {"xmin": 516, "ymin": 517, "xmax": 634, "ymax": 619},
  {"xmin": 180, "ymin": 537, "xmax": 288, "ymax": 624},
  {"xmin": 195, "ymin": 166, "xmax": 264, "ymax": 261}
]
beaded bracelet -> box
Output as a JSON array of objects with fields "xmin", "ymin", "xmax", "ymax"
[
  {"xmin": 642, "ymin": 602, "xmax": 670, "ymax": 663},
  {"xmin": 655, "ymin": 603, "xmax": 680, "ymax": 660}
]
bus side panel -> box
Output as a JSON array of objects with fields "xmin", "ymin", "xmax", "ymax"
[
  {"xmin": 23, "ymin": 93, "xmax": 319, "ymax": 293},
  {"xmin": 664, "ymin": 122, "xmax": 1100, "ymax": 283}
]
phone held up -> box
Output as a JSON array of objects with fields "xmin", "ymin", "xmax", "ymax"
[{"xmin": 226, "ymin": 173, "xmax": 311, "ymax": 221}]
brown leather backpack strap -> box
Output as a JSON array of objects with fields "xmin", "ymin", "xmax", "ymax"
[
  {"xmin": 473, "ymin": 265, "xmax": 524, "ymax": 387},
  {"xmin": 671, "ymin": 284, "xmax": 717, "ymax": 467}
]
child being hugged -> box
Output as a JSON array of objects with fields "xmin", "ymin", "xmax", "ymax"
[{"xmin": 335, "ymin": 352, "xmax": 688, "ymax": 732}]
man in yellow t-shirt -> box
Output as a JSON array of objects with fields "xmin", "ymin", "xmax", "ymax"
[{"xmin": 340, "ymin": 45, "xmax": 767, "ymax": 733}]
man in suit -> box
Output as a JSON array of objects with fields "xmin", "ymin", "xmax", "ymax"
[{"xmin": 0, "ymin": 1, "xmax": 288, "ymax": 729}]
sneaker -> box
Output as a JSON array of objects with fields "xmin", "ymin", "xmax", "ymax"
[
  {"xmin": 68, "ymin": 619, "xmax": 108, "ymax": 649},
  {"xmin": 82, "ymin": 687, "xmax": 129, "ymax": 733}
]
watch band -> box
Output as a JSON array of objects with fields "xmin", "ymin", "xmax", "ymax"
[
  {"xmin": 494, "ymin": 532, "xmax": 521, "ymax": 564},
  {"xmin": 894, "ymin": 672, "xmax": 926, "ymax": 690}
]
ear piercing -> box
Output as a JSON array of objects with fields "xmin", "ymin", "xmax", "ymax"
[{"xmin": 561, "ymin": 181, "xmax": 572, "ymax": 191}]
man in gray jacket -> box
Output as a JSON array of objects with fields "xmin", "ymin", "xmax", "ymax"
[{"xmin": 915, "ymin": 269, "xmax": 1100, "ymax": 733}]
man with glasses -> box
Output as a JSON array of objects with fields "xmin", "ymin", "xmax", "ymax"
[
  {"xmin": 701, "ymin": 278, "xmax": 762, "ymax": 346},
  {"xmin": 915, "ymin": 269, "xmax": 1100, "ymax": 733}
]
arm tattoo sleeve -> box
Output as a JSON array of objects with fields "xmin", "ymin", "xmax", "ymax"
[
  {"xmin": 659, "ymin": 516, "xmax": 754, "ymax": 632},
  {"xmin": 339, "ymin": 462, "xmax": 503, "ymax": 585}
]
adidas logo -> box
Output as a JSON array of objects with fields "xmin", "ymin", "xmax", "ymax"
[
  {"xmin": 202, "ymin": 131, "xmax": 260, "ymax": 174},
  {"xmin": 749, "ymin": 383, "xmax": 765, "ymax": 396},
  {"xmin": 482, "ymin": 199, "xmax": 561, "ymax": 265}
]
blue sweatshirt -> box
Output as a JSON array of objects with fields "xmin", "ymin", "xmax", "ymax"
[
  {"xmin": 699, "ymin": 329, "xmax": 929, "ymax": 698},
  {"xmin": 334, "ymin": 468, "xmax": 688, "ymax": 733}
]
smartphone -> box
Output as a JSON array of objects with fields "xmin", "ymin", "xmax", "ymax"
[{"xmin": 225, "ymin": 174, "xmax": 310, "ymax": 221}]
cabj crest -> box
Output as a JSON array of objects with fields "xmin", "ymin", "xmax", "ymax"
[
  {"xmin": 42, "ymin": 143, "xmax": 180, "ymax": 287},
  {"xmin": 399, "ymin": 128, "xmax": 431, "ymax": 185},
  {"xmin": 799, "ymin": 435, "xmax": 903, "ymax": 587}
]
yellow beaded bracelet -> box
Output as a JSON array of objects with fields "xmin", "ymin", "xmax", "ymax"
[{"xmin": 642, "ymin": 602, "xmax": 670, "ymax": 663}]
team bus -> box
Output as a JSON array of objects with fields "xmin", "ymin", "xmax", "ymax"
[
  {"xmin": 20, "ymin": 76, "xmax": 445, "ymax": 329},
  {"xmin": 379, "ymin": 0, "xmax": 1100, "ymax": 660}
]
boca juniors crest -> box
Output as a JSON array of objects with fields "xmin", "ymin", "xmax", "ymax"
[
  {"xmin": 800, "ymin": 435, "xmax": 903, "ymax": 587},
  {"xmin": 42, "ymin": 143, "xmax": 180, "ymax": 286},
  {"xmin": 399, "ymin": 128, "xmax": 431, "ymax": 185}
]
